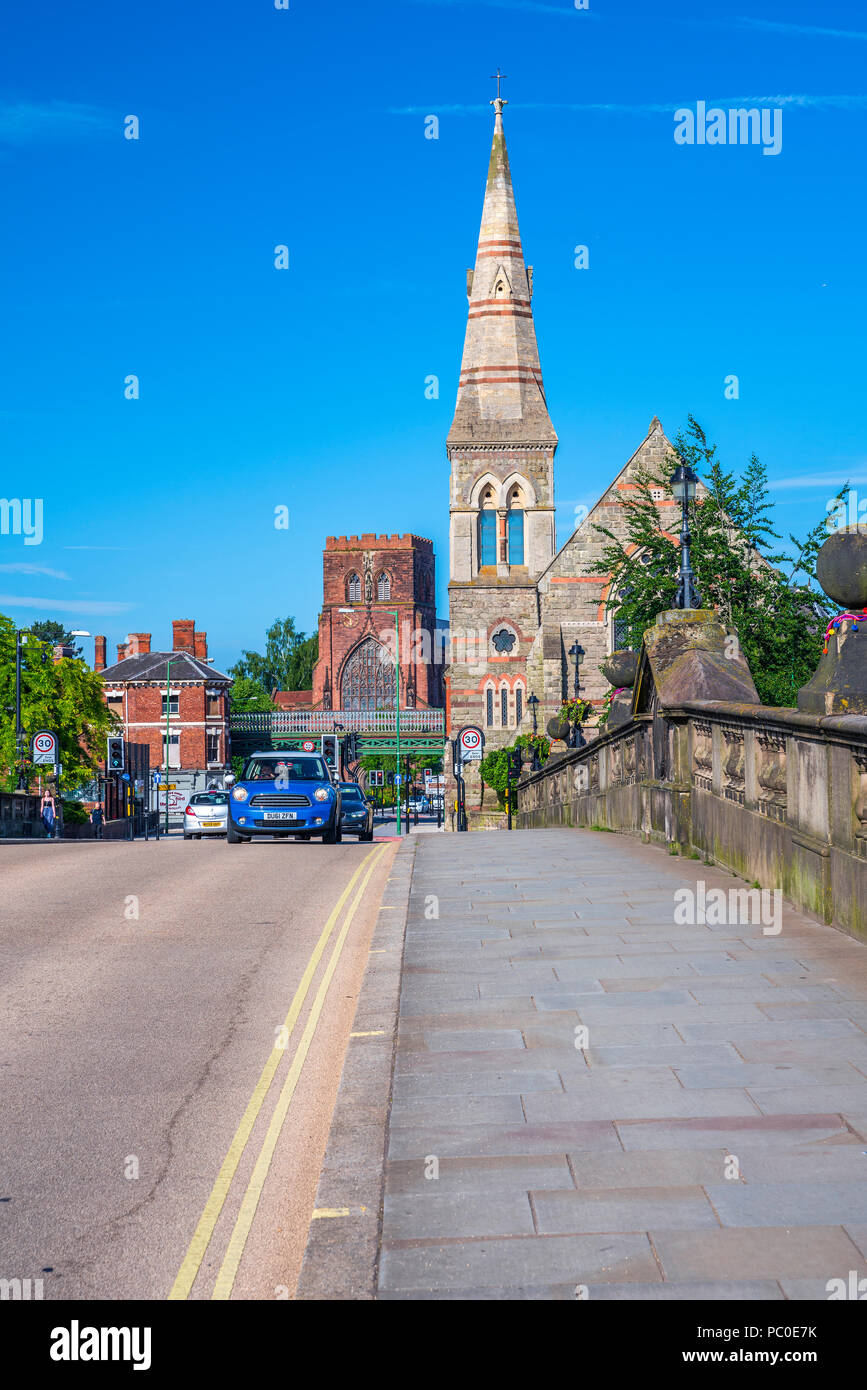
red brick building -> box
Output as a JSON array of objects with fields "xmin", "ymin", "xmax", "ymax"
[
  {"xmin": 95, "ymin": 620, "xmax": 232, "ymax": 783},
  {"xmin": 307, "ymin": 534, "xmax": 443, "ymax": 711}
]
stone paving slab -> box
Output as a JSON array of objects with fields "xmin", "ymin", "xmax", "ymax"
[
  {"xmin": 379, "ymin": 830, "xmax": 867, "ymax": 1300},
  {"xmin": 300, "ymin": 827, "xmax": 867, "ymax": 1300}
]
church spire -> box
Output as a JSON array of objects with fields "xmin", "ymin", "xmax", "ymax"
[{"xmin": 447, "ymin": 94, "xmax": 557, "ymax": 447}]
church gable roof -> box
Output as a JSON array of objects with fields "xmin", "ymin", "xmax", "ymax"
[{"xmin": 538, "ymin": 416, "xmax": 678, "ymax": 586}]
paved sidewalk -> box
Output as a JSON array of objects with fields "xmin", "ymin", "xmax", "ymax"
[{"xmin": 375, "ymin": 829, "xmax": 867, "ymax": 1299}]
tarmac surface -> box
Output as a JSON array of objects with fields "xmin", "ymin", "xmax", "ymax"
[{"xmin": 0, "ymin": 832, "xmax": 396, "ymax": 1299}]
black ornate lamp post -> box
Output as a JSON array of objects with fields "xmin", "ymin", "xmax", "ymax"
[
  {"xmin": 527, "ymin": 693, "xmax": 541, "ymax": 771},
  {"xmin": 671, "ymin": 461, "xmax": 702, "ymax": 610},
  {"xmin": 567, "ymin": 642, "xmax": 586, "ymax": 749}
]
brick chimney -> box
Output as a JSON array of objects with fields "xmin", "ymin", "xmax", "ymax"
[
  {"xmin": 127, "ymin": 632, "xmax": 151, "ymax": 656},
  {"xmin": 172, "ymin": 619, "xmax": 196, "ymax": 654},
  {"xmin": 94, "ymin": 636, "xmax": 106, "ymax": 672},
  {"xmin": 194, "ymin": 630, "xmax": 208, "ymax": 660},
  {"xmin": 117, "ymin": 641, "xmax": 128, "ymax": 662}
]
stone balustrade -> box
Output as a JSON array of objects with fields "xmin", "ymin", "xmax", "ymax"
[{"xmin": 516, "ymin": 700, "xmax": 867, "ymax": 941}]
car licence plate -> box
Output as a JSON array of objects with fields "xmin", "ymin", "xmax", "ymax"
[
  {"xmin": 201, "ymin": 820, "xmax": 221, "ymax": 827},
  {"xmin": 263, "ymin": 811, "xmax": 297, "ymax": 821}
]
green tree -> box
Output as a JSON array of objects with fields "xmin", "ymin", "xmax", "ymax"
[
  {"xmin": 29, "ymin": 619, "xmax": 83, "ymax": 657},
  {"xmin": 228, "ymin": 676, "xmax": 275, "ymax": 713},
  {"xmin": 0, "ymin": 614, "xmax": 118, "ymax": 793},
  {"xmin": 229, "ymin": 616, "xmax": 317, "ymax": 694},
  {"xmin": 591, "ymin": 417, "xmax": 843, "ymax": 707},
  {"xmin": 479, "ymin": 733, "xmax": 551, "ymax": 808}
]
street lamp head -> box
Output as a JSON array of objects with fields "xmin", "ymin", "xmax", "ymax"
[
  {"xmin": 527, "ymin": 692, "xmax": 538, "ymax": 708},
  {"xmin": 671, "ymin": 462, "xmax": 698, "ymax": 503},
  {"xmin": 568, "ymin": 642, "xmax": 585, "ymax": 661}
]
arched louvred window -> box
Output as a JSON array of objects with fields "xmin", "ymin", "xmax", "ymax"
[
  {"xmin": 377, "ymin": 571, "xmax": 391, "ymax": 601},
  {"xmin": 341, "ymin": 638, "xmax": 395, "ymax": 711},
  {"xmin": 501, "ymin": 687, "xmax": 508, "ymax": 727},
  {"xmin": 479, "ymin": 510, "xmax": 497, "ymax": 567},
  {"xmin": 515, "ymin": 687, "xmax": 523, "ymax": 726},
  {"xmin": 347, "ymin": 572, "xmax": 361, "ymax": 602},
  {"xmin": 486, "ymin": 688, "xmax": 494, "ymax": 727},
  {"xmin": 507, "ymin": 509, "xmax": 524, "ymax": 565}
]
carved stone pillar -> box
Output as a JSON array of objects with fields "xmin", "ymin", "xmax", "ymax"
[
  {"xmin": 756, "ymin": 731, "xmax": 787, "ymax": 821},
  {"xmin": 692, "ymin": 719, "xmax": 713, "ymax": 792},
  {"xmin": 722, "ymin": 725, "xmax": 746, "ymax": 805}
]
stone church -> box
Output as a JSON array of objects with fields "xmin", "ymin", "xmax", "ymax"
[{"xmin": 445, "ymin": 95, "xmax": 683, "ymax": 799}]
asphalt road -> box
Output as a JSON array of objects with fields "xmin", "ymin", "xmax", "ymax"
[{"xmin": 0, "ymin": 833, "xmax": 397, "ymax": 1300}]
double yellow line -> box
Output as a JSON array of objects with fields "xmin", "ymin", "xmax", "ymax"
[{"xmin": 168, "ymin": 843, "xmax": 387, "ymax": 1301}]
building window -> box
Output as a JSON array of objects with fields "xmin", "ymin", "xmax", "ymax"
[
  {"xmin": 341, "ymin": 638, "xmax": 394, "ymax": 710},
  {"xmin": 486, "ymin": 688, "xmax": 494, "ymax": 727},
  {"xmin": 515, "ymin": 687, "xmax": 523, "ymax": 725},
  {"xmin": 650, "ymin": 488, "xmax": 665, "ymax": 501},
  {"xmin": 492, "ymin": 627, "xmax": 516, "ymax": 654},
  {"xmin": 507, "ymin": 508, "xmax": 524, "ymax": 565},
  {"xmin": 377, "ymin": 571, "xmax": 391, "ymax": 601},
  {"xmin": 479, "ymin": 510, "xmax": 496, "ymax": 567},
  {"xmin": 162, "ymin": 694, "xmax": 179, "ymax": 716},
  {"xmin": 613, "ymin": 617, "xmax": 630, "ymax": 650},
  {"xmin": 164, "ymin": 733, "xmax": 180, "ymax": 768},
  {"xmin": 207, "ymin": 733, "xmax": 220, "ymax": 763},
  {"xmin": 501, "ymin": 687, "xmax": 508, "ymax": 727},
  {"xmin": 206, "ymin": 692, "xmax": 221, "ymax": 717},
  {"xmin": 347, "ymin": 572, "xmax": 361, "ymax": 601}
]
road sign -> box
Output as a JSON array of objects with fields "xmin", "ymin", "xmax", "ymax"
[
  {"xmin": 301, "ymin": 740, "xmax": 315, "ymax": 752},
  {"xmin": 32, "ymin": 730, "xmax": 58, "ymax": 765},
  {"xmin": 458, "ymin": 726, "xmax": 484, "ymax": 761}
]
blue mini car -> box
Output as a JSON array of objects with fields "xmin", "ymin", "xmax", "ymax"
[{"xmin": 227, "ymin": 750, "xmax": 342, "ymax": 844}]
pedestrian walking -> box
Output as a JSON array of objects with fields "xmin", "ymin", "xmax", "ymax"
[
  {"xmin": 90, "ymin": 803, "xmax": 104, "ymax": 840},
  {"xmin": 40, "ymin": 790, "xmax": 57, "ymax": 840}
]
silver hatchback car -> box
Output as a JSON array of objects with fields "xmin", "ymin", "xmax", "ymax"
[{"xmin": 184, "ymin": 791, "xmax": 229, "ymax": 839}]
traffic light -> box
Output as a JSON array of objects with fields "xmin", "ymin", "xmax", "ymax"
[
  {"xmin": 107, "ymin": 736, "xmax": 125, "ymax": 772},
  {"xmin": 507, "ymin": 748, "xmax": 523, "ymax": 778},
  {"xmin": 321, "ymin": 734, "xmax": 338, "ymax": 767}
]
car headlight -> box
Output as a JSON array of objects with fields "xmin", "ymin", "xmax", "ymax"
[
  {"xmin": 231, "ymin": 786, "xmax": 248, "ymax": 802},
  {"xmin": 314, "ymin": 787, "xmax": 331, "ymax": 802}
]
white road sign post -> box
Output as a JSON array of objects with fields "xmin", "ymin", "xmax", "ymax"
[{"xmin": 32, "ymin": 730, "xmax": 58, "ymax": 765}]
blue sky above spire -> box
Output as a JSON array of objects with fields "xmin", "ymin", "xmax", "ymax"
[{"xmin": 0, "ymin": 0, "xmax": 864, "ymax": 672}]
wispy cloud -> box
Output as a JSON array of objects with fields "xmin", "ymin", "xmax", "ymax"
[
  {"xmin": 405, "ymin": 0, "xmax": 584, "ymax": 14},
  {"xmin": 391, "ymin": 94, "xmax": 867, "ymax": 115},
  {"xmin": 769, "ymin": 471, "xmax": 867, "ymax": 491},
  {"xmin": 0, "ymin": 100, "xmax": 112, "ymax": 145},
  {"xmin": 0, "ymin": 563, "xmax": 70, "ymax": 580},
  {"xmin": 735, "ymin": 16, "xmax": 867, "ymax": 42},
  {"xmin": 0, "ymin": 595, "xmax": 132, "ymax": 614}
]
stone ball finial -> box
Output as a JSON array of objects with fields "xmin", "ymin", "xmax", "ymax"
[
  {"xmin": 599, "ymin": 649, "xmax": 639, "ymax": 689},
  {"xmin": 816, "ymin": 526, "xmax": 867, "ymax": 610}
]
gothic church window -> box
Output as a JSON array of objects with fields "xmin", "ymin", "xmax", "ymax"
[
  {"xmin": 479, "ymin": 510, "xmax": 496, "ymax": 567},
  {"xmin": 377, "ymin": 571, "xmax": 391, "ymax": 600},
  {"xmin": 515, "ymin": 687, "xmax": 523, "ymax": 725},
  {"xmin": 341, "ymin": 639, "xmax": 395, "ymax": 711},
  {"xmin": 507, "ymin": 509, "xmax": 524, "ymax": 565},
  {"xmin": 501, "ymin": 687, "xmax": 508, "ymax": 727},
  {"xmin": 347, "ymin": 572, "xmax": 361, "ymax": 602},
  {"xmin": 486, "ymin": 688, "xmax": 494, "ymax": 727},
  {"xmin": 492, "ymin": 628, "xmax": 516, "ymax": 654}
]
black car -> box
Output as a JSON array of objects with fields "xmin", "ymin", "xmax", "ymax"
[{"xmin": 338, "ymin": 782, "xmax": 374, "ymax": 840}]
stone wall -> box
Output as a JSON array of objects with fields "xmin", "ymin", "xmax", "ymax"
[{"xmin": 516, "ymin": 703, "xmax": 867, "ymax": 942}]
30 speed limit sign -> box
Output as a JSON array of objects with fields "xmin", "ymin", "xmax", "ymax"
[
  {"xmin": 32, "ymin": 730, "xmax": 58, "ymax": 765},
  {"xmin": 458, "ymin": 726, "xmax": 484, "ymax": 761}
]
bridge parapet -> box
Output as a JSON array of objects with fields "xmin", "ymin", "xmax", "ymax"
[
  {"xmin": 230, "ymin": 709, "xmax": 445, "ymax": 735},
  {"xmin": 517, "ymin": 525, "xmax": 867, "ymax": 941}
]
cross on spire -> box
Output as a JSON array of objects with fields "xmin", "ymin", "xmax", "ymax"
[{"xmin": 490, "ymin": 69, "xmax": 508, "ymax": 115}]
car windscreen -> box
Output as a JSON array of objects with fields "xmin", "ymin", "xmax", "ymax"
[
  {"xmin": 243, "ymin": 757, "xmax": 330, "ymax": 782},
  {"xmin": 190, "ymin": 793, "xmax": 228, "ymax": 805},
  {"xmin": 340, "ymin": 787, "xmax": 364, "ymax": 802}
]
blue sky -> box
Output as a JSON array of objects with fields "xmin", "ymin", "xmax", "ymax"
[{"xmin": 1, "ymin": 0, "xmax": 865, "ymax": 676}]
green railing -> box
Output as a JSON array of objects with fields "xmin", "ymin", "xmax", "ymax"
[{"xmin": 230, "ymin": 709, "xmax": 446, "ymax": 736}]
